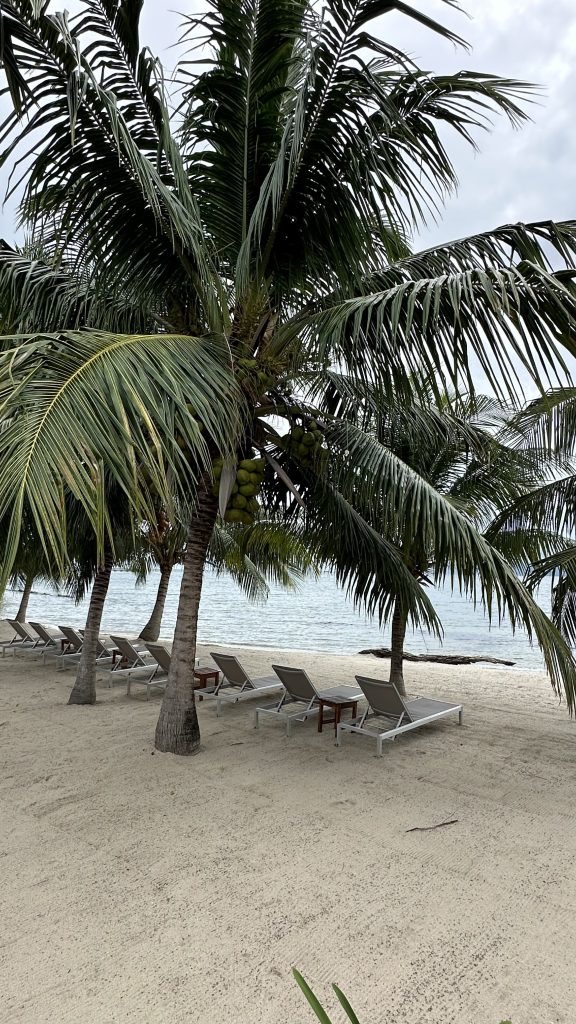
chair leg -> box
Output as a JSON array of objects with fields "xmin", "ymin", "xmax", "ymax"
[
  {"xmin": 459, "ymin": 708, "xmax": 464, "ymax": 725},
  {"xmin": 335, "ymin": 724, "xmax": 342, "ymax": 747},
  {"xmin": 377, "ymin": 737, "xmax": 383, "ymax": 756}
]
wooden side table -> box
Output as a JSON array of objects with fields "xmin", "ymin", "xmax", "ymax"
[
  {"xmin": 317, "ymin": 697, "xmax": 358, "ymax": 735},
  {"xmin": 193, "ymin": 666, "xmax": 220, "ymax": 702}
]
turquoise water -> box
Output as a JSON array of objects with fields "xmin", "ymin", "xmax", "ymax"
[{"xmin": 2, "ymin": 567, "xmax": 550, "ymax": 671}]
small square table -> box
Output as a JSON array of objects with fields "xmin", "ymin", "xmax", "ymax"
[
  {"xmin": 193, "ymin": 666, "xmax": 220, "ymax": 701},
  {"xmin": 317, "ymin": 695, "xmax": 359, "ymax": 735}
]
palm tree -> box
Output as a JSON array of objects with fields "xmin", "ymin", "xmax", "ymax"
[
  {"xmin": 1, "ymin": 0, "xmax": 576, "ymax": 753},
  {"xmin": 340, "ymin": 389, "xmax": 562, "ymax": 694},
  {"xmin": 486, "ymin": 388, "xmax": 576, "ymax": 647}
]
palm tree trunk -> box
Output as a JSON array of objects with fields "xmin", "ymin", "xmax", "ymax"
[
  {"xmin": 155, "ymin": 482, "xmax": 218, "ymax": 755},
  {"xmin": 389, "ymin": 598, "xmax": 408, "ymax": 696},
  {"xmin": 68, "ymin": 548, "xmax": 114, "ymax": 706},
  {"xmin": 15, "ymin": 573, "xmax": 34, "ymax": 621},
  {"xmin": 139, "ymin": 562, "xmax": 173, "ymax": 641}
]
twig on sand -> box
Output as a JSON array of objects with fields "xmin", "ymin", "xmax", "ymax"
[{"xmin": 406, "ymin": 818, "xmax": 458, "ymax": 833}]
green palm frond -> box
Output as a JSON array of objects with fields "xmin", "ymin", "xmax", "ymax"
[
  {"xmin": 487, "ymin": 473, "xmax": 576, "ymax": 542},
  {"xmin": 307, "ymin": 221, "xmax": 576, "ymax": 399},
  {"xmin": 314, "ymin": 419, "xmax": 576, "ymax": 706},
  {"xmin": 0, "ymin": 242, "xmax": 156, "ymax": 333},
  {"xmin": 288, "ymin": 481, "xmax": 442, "ymax": 636},
  {"xmin": 511, "ymin": 387, "xmax": 576, "ymax": 459},
  {"xmin": 209, "ymin": 517, "xmax": 318, "ymax": 601},
  {"xmin": 0, "ymin": 330, "xmax": 240, "ymax": 584},
  {"xmin": 0, "ymin": 0, "xmax": 220, "ymax": 325}
]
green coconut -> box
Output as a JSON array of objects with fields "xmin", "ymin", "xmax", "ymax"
[
  {"xmin": 249, "ymin": 471, "xmax": 263, "ymax": 485},
  {"xmin": 302, "ymin": 431, "xmax": 315, "ymax": 447},
  {"xmin": 239, "ymin": 511, "xmax": 253, "ymax": 525},
  {"xmin": 239, "ymin": 483, "xmax": 258, "ymax": 497},
  {"xmin": 290, "ymin": 425, "xmax": 304, "ymax": 441},
  {"xmin": 236, "ymin": 468, "xmax": 251, "ymax": 485},
  {"xmin": 232, "ymin": 493, "xmax": 248, "ymax": 509},
  {"xmin": 224, "ymin": 508, "xmax": 243, "ymax": 523},
  {"xmin": 253, "ymin": 458, "xmax": 266, "ymax": 471},
  {"xmin": 231, "ymin": 482, "xmax": 239, "ymax": 495},
  {"xmin": 239, "ymin": 458, "xmax": 257, "ymax": 471}
]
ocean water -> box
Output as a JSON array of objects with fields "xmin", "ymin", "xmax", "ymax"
[{"xmin": 2, "ymin": 567, "xmax": 551, "ymax": 671}]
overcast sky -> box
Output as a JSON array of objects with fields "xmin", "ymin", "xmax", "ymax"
[{"xmin": 1, "ymin": 0, "xmax": 574, "ymax": 249}]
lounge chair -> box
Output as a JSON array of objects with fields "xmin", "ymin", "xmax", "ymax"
[
  {"xmin": 107, "ymin": 635, "xmax": 157, "ymax": 687},
  {"xmin": 203, "ymin": 653, "xmax": 283, "ymax": 716},
  {"xmin": 51, "ymin": 627, "xmax": 116, "ymax": 671},
  {"xmin": 336, "ymin": 676, "xmax": 463, "ymax": 756},
  {"xmin": 0, "ymin": 620, "xmax": 38, "ymax": 657},
  {"xmin": 118, "ymin": 641, "xmax": 170, "ymax": 699},
  {"xmin": 28, "ymin": 622, "xmax": 68, "ymax": 662},
  {"xmin": 12, "ymin": 620, "xmax": 61, "ymax": 658},
  {"xmin": 254, "ymin": 664, "xmax": 363, "ymax": 736}
]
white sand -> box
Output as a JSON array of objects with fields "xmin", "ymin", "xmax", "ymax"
[{"xmin": 1, "ymin": 630, "xmax": 576, "ymax": 1023}]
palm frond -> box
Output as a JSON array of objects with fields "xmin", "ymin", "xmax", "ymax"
[
  {"xmin": 0, "ymin": 330, "xmax": 240, "ymax": 585},
  {"xmin": 0, "ymin": 0, "xmax": 221, "ymax": 326},
  {"xmin": 511, "ymin": 387, "xmax": 576, "ymax": 459},
  {"xmin": 317, "ymin": 420, "xmax": 576, "ymax": 707},
  {"xmin": 305, "ymin": 221, "xmax": 576, "ymax": 399},
  {"xmin": 0, "ymin": 241, "xmax": 156, "ymax": 333}
]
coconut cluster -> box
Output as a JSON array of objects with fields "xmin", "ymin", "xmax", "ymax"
[
  {"xmin": 212, "ymin": 456, "xmax": 265, "ymax": 525},
  {"xmin": 280, "ymin": 419, "xmax": 328, "ymax": 468}
]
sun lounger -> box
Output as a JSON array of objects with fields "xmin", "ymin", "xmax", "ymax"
[
  {"xmin": 336, "ymin": 676, "xmax": 463, "ymax": 756},
  {"xmin": 12, "ymin": 621, "xmax": 62, "ymax": 658},
  {"xmin": 203, "ymin": 653, "xmax": 283, "ymax": 716},
  {"xmin": 28, "ymin": 622, "xmax": 68, "ymax": 662},
  {"xmin": 254, "ymin": 664, "xmax": 363, "ymax": 736},
  {"xmin": 1, "ymin": 620, "xmax": 38, "ymax": 656},
  {"xmin": 107, "ymin": 635, "xmax": 157, "ymax": 687},
  {"xmin": 50, "ymin": 627, "xmax": 116, "ymax": 671},
  {"xmin": 122, "ymin": 641, "xmax": 171, "ymax": 699}
]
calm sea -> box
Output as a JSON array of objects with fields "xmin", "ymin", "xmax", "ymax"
[{"xmin": 2, "ymin": 567, "xmax": 551, "ymax": 671}]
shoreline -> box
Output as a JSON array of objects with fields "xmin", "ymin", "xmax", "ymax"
[{"xmin": 196, "ymin": 637, "xmax": 546, "ymax": 675}]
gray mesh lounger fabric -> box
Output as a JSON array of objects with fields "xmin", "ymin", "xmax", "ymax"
[{"xmin": 203, "ymin": 653, "xmax": 283, "ymax": 716}]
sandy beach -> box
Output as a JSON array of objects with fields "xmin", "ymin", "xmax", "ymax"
[{"xmin": 1, "ymin": 630, "xmax": 576, "ymax": 1024}]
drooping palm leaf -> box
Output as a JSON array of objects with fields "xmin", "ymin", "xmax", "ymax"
[{"xmin": 0, "ymin": 330, "xmax": 240, "ymax": 584}]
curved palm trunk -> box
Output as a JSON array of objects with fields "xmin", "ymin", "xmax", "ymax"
[
  {"xmin": 15, "ymin": 573, "xmax": 34, "ymax": 621},
  {"xmin": 68, "ymin": 549, "xmax": 114, "ymax": 706},
  {"xmin": 389, "ymin": 598, "xmax": 408, "ymax": 697},
  {"xmin": 155, "ymin": 483, "xmax": 218, "ymax": 755},
  {"xmin": 139, "ymin": 562, "xmax": 173, "ymax": 641}
]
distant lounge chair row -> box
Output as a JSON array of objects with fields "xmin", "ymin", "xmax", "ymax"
[
  {"xmin": 120, "ymin": 645, "xmax": 281, "ymax": 706},
  {"xmin": 0, "ymin": 620, "xmax": 141, "ymax": 671}
]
